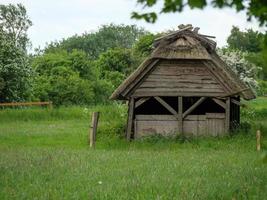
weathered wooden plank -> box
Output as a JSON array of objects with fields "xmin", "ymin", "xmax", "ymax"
[
  {"xmin": 134, "ymin": 87, "xmax": 225, "ymax": 94},
  {"xmin": 122, "ymin": 59, "xmax": 159, "ymax": 97},
  {"xmin": 206, "ymin": 117, "xmax": 225, "ymax": 136},
  {"xmin": 135, "ymin": 114, "xmax": 206, "ymax": 121},
  {"xmin": 132, "ymin": 91, "xmax": 226, "ymax": 97},
  {"xmin": 135, "ymin": 97, "xmax": 150, "ymax": 108},
  {"xmin": 182, "ymin": 97, "xmax": 206, "ymax": 118},
  {"xmin": 145, "ymin": 78, "xmax": 218, "ymax": 84},
  {"xmin": 256, "ymin": 130, "xmax": 261, "ymax": 151},
  {"xmin": 144, "ymin": 75, "xmax": 220, "ymax": 85},
  {"xmin": 154, "ymin": 96, "xmax": 178, "ymax": 118},
  {"xmin": 126, "ymin": 98, "xmax": 135, "ymax": 140},
  {"xmin": 183, "ymin": 120, "xmax": 207, "ymax": 136},
  {"xmin": 225, "ymin": 97, "xmax": 231, "ymax": 133},
  {"xmin": 178, "ymin": 97, "xmax": 183, "ymax": 134},
  {"xmin": 134, "ymin": 120, "xmax": 178, "ymax": 138},
  {"xmin": 140, "ymin": 81, "xmax": 222, "ymax": 89},
  {"xmin": 0, "ymin": 101, "xmax": 53, "ymax": 108},
  {"xmin": 206, "ymin": 113, "xmax": 225, "ymax": 119},
  {"xmin": 159, "ymin": 59, "xmax": 207, "ymax": 65},
  {"xmin": 89, "ymin": 112, "xmax": 99, "ymax": 148},
  {"xmin": 152, "ymin": 66, "xmax": 209, "ymax": 76},
  {"xmin": 203, "ymin": 60, "xmax": 232, "ymax": 93},
  {"xmin": 149, "ymin": 73, "xmax": 213, "ymax": 79},
  {"xmin": 212, "ymin": 98, "xmax": 226, "ymax": 109},
  {"xmin": 231, "ymin": 98, "xmax": 241, "ymax": 106},
  {"xmin": 136, "ymin": 115, "xmax": 176, "ymax": 121}
]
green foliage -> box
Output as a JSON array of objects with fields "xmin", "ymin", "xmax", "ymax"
[
  {"xmin": 133, "ymin": 33, "xmax": 156, "ymax": 57},
  {"xmin": 0, "ymin": 3, "xmax": 32, "ymax": 50},
  {"xmin": 92, "ymin": 79, "xmax": 114, "ymax": 104},
  {"xmin": 217, "ymin": 48, "xmax": 260, "ymax": 90},
  {"xmin": 227, "ymin": 26, "xmax": 264, "ymax": 53},
  {"xmin": 48, "ymin": 67, "xmax": 94, "ymax": 105},
  {"xmin": 45, "ymin": 24, "xmax": 147, "ymax": 59},
  {"xmin": 0, "ymin": 3, "xmax": 33, "ymax": 102},
  {"xmin": 132, "ymin": 0, "xmax": 267, "ymax": 26},
  {"xmin": 31, "ymin": 49, "xmax": 98, "ymax": 105},
  {"xmin": 96, "ymin": 48, "xmax": 133, "ymax": 74},
  {"xmin": 226, "ymin": 26, "xmax": 267, "ymax": 80},
  {"xmin": 32, "ymin": 49, "xmax": 94, "ymax": 79},
  {"xmin": 257, "ymin": 80, "xmax": 267, "ymax": 96},
  {"xmin": 94, "ymin": 48, "xmax": 137, "ymax": 89},
  {"xmin": 0, "ymin": 32, "xmax": 33, "ymax": 102}
]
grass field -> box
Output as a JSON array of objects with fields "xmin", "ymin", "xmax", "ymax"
[{"xmin": 0, "ymin": 98, "xmax": 267, "ymax": 199}]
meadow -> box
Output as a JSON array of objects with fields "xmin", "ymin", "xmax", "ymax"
[{"xmin": 0, "ymin": 98, "xmax": 267, "ymax": 200}]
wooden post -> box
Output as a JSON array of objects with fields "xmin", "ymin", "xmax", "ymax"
[
  {"xmin": 48, "ymin": 101, "xmax": 53, "ymax": 109},
  {"xmin": 89, "ymin": 112, "xmax": 99, "ymax": 148},
  {"xmin": 256, "ymin": 130, "xmax": 261, "ymax": 151},
  {"xmin": 126, "ymin": 98, "xmax": 135, "ymax": 141},
  {"xmin": 178, "ymin": 97, "xmax": 183, "ymax": 135},
  {"xmin": 225, "ymin": 97, "xmax": 231, "ymax": 133}
]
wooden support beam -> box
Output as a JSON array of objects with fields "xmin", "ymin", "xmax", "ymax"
[
  {"xmin": 182, "ymin": 97, "xmax": 206, "ymax": 118},
  {"xmin": 89, "ymin": 112, "xmax": 99, "ymax": 148},
  {"xmin": 178, "ymin": 97, "xmax": 183, "ymax": 134},
  {"xmin": 256, "ymin": 130, "xmax": 261, "ymax": 151},
  {"xmin": 135, "ymin": 97, "xmax": 150, "ymax": 108},
  {"xmin": 225, "ymin": 97, "xmax": 231, "ymax": 133},
  {"xmin": 231, "ymin": 98, "xmax": 241, "ymax": 106},
  {"xmin": 126, "ymin": 98, "xmax": 135, "ymax": 141},
  {"xmin": 154, "ymin": 96, "xmax": 178, "ymax": 118},
  {"xmin": 212, "ymin": 98, "xmax": 226, "ymax": 109}
]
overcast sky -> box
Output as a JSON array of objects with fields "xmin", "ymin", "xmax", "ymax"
[{"xmin": 1, "ymin": 0, "xmax": 265, "ymax": 50}]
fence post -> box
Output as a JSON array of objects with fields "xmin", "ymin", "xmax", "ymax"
[
  {"xmin": 256, "ymin": 130, "xmax": 261, "ymax": 151},
  {"xmin": 48, "ymin": 102, "xmax": 53, "ymax": 109},
  {"xmin": 89, "ymin": 112, "xmax": 99, "ymax": 148}
]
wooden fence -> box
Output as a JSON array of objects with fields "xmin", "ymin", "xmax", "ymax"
[{"xmin": 0, "ymin": 101, "xmax": 53, "ymax": 109}]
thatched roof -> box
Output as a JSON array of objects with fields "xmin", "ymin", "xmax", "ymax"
[{"xmin": 110, "ymin": 25, "xmax": 256, "ymax": 100}]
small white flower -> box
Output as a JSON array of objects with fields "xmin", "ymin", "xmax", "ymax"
[{"xmin": 98, "ymin": 181, "xmax": 102, "ymax": 185}]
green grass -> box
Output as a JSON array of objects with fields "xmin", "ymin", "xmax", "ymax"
[{"xmin": 0, "ymin": 99, "xmax": 267, "ymax": 199}]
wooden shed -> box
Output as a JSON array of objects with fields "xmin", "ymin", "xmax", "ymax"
[{"xmin": 110, "ymin": 25, "xmax": 255, "ymax": 139}]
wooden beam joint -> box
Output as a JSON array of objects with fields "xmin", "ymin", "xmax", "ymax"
[{"xmin": 154, "ymin": 96, "xmax": 178, "ymax": 119}]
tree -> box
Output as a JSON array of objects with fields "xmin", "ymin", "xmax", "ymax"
[
  {"xmin": 217, "ymin": 48, "xmax": 261, "ymax": 90},
  {"xmin": 33, "ymin": 66, "xmax": 94, "ymax": 105},
  {"xmin": 31, "ymin": 49, "xmax": 98, "ymax": 105},
  {"xmin": 227, "ymin": 26, "xmax": 264, "ymax": 52},
  {"xmin": 0, "ymin": 4, "xmax": 33, "ymax": 102},
  {"xmin": 0, "ymin": 33, "xmax": 33, "ymax": 102},
  {"xmin": 96, "ymin": 48, "xmax": 134, "ymax": 75},
  {"xmin": 45, "ymin": 24, "xmax": 147, "ymax": 59},
  {"xmin": 32, "ymin": 49, "xmax": 95, "ymax": 80},
  {"xmin": 0, "ymin": 3, "xmax": 32, "ymax": 50},
  {"xmin": 133, "ymin": 33, "xmax": 156, "ymax": 57},
  {"xmin": 132, "ymin": 0, "xmax": 267, "ymax": 26},
  {"xmin": 226, "ymin": 26, "xmax": 267, "ymax": 80}
]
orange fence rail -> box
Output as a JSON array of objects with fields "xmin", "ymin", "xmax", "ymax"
[{"xmin": 0, "ymin": 101, "xmax": 53, "ymax": 108}]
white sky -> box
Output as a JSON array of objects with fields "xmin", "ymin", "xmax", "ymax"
[{"xmin": 1, "ymin": 0, "xmax": 265, "ymax": 50}]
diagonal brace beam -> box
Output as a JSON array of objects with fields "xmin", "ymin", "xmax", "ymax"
[
  {"xmin": 183, "ymin": 97, "xmax": 206, "ymax": 119},
  {"xmin": 154, "ymin": 96, "xmax": 178, "ymax": 119},
  {"xmin": 212, "ymin": 98, "xmax": 226, "ymax": 109},
  {"xmin": 135, "ymin": 97, "xmax": 150, "ymax": 108}
]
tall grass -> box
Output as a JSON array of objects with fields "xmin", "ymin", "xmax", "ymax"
[
  {"xmin": 0, "ymin": 102, "xmax": 127, "ymax": 122},
  {"xmin": 0, "ymin": 98, "xmax": 266, "ymax": 199}
]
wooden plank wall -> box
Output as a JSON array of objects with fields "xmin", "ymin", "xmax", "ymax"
[
  {"xmin": 134, "ymin": 114, "xmax": 226, "ymax": 138},
  {"xmin": 133, "ymin": 60, "xmax": 226, "ymax": 97}
]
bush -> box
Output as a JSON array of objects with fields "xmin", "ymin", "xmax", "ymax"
[
  {"xmin": 33, "ymin": 67, "xmax": 95, "ymax": 106},
  {"xmin": 257, "ymin": 80, "xmax": 267, "ymax": 96}
]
